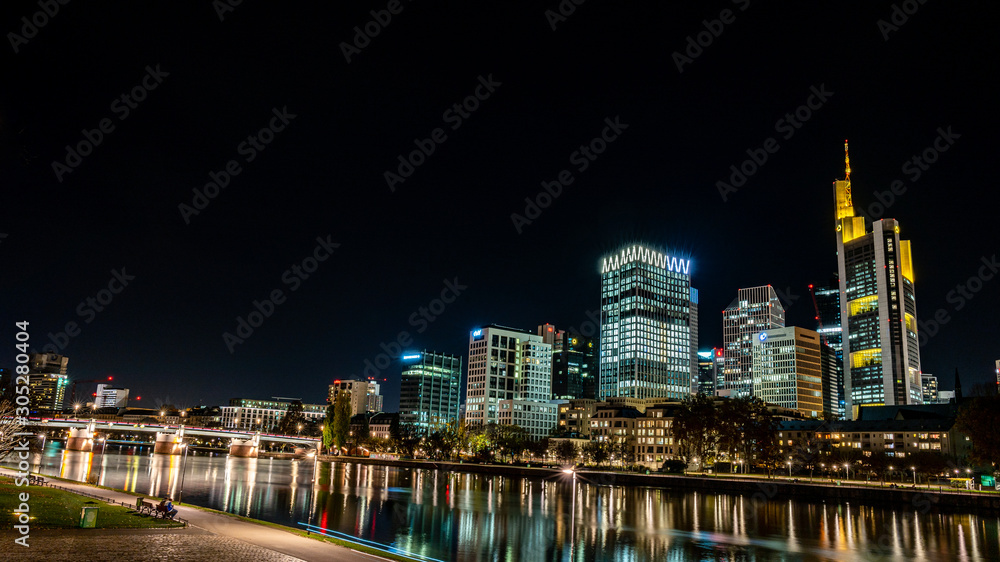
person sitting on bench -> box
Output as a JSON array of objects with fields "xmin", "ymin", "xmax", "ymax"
[{"xmin": 163, "ymin": 498, "xmax": 178, "ymax": 518}]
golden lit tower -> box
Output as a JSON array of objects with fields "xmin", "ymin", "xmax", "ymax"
[{"xmin": 833, "ymin": 143, "xmax": 922, "ymax": 419}]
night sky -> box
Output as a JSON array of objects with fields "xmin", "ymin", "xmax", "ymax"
[{"xmin": 3, "ymin": 1, "xmax": 998, "ymax": 411}]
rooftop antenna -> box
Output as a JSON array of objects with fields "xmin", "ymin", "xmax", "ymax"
[{"xmin": 843, "ymin": 139, "xmax": 852, "ymax": 205}]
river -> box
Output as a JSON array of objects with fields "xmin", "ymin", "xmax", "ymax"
[{"xmin": 6, "ymin": 442, "xmax": 999, "ymax": 561}]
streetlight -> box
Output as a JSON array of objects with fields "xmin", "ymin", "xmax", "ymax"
[
  {"xmin": 911, "ymin": 466, "xmax": 917, "ymax": 486},
  {"xmin": 297, "ymin": 423, "xmax": 302, "ymax": 436},
  {"xmin": 888, "ymin": 465, "xmax": 893, "ymax": 487},
  {"xmin": 844, "ymin": 463, "xmax": 850, "ymax": 481},
  {"xmin": 787, "ymin": 460, "xmax": 792, "ymax": 478},
  {"xmin": 820, "ymin": 463, "xmax": 825, "ymax": 481},
  {"xmin": 74, "ymin": 404, "xmax": 80, "ymax": 418}
]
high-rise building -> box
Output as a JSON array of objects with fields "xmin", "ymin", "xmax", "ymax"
[
  {"xmin": 599, "ymin": 244, "xmax": 695, "ymax": 400},
  {"xmin": 834, "ymin": 142, "xmax": 922, "ymax": 417},
  {"xmin": 399, "ymin": 350, "xmax": 462, "ymax": 434},
  {"xmin": 27, "ymin": 353, "xmax": 69, "ymax": 412},
  {"xmin": 722, "ymin": 286, "xmax": 786, "ymax": 397},
  {"xmin": 95, "ymin": 384, "xmax": 129, "ymax": 409},
  {"xmin": 751, "ymin": 327, "xmax": 824, "ymax": 418},
  {"xmin": 538, "ymin": 324, "xmax": 595, "ymax": 400},
  {"xmin": 328, "ymin": 379, "xmax": 381, "ymax": 416},
  {"xmin": 696, "ymin": 350, "xmax": 718, "ymax": 396},
  {"xmin": 689, "ymin": 288, "xmax": 700, "ymax": 395},
  {"xmin": 995, "ymin": 360, "xmax": 999, "ymax": 387},
  {"xmin": 921, "ymin": 374, "xmax": 938, "ymax": 404},
  {"xmin": 820, "ymin": 342, "xmax": 842, "ymax": 419},
  {"xmin": 812, "ymin": 276, "xmax": 846, "ymax": 417},
  {"xmin": 464, "ymin": 325, "xmax": 556, "ymax": 439}
]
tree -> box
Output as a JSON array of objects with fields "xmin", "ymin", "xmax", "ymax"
[
  {"xmin": 716, "ymin": 398, "xmax": 746, "ymax": 470},
  {"xmin": 955, "ymin": 395, "xmax": 1000, "ymax": 469},
  {"xmin": 322, "ymin": 402, "xmax": 335, "ymax": 454},
  {"xmin": 742, "ymin": 399, "xmax": 781, "ymax": 476},
  {"xmin": 0, "ymin": 400, "xmax": 25, "ymax": 459},
  {"xmin": 611, "ymin": 436, "xmax": 636, "ymax": 468},
  {"xmin": 582, "ymin": 440, "xmax": 610, "ymax": 467},
  {"xmin": 551, "ymin": 440, "xmax": 578, "ymax": 465},
  {"xmin": 392, "ymin": 421, "xmax": 420, "ymax": 458},
  {"xmin": 277, "ymin": 400, "xmax": 306, "ymax": 436},
  {"xmin": 673, "ymin": 394, "xmax": 719, "ymax": 471},
  {"xmin": 331, "ymin": 391, "xmax": 351, "ymax": 453}
]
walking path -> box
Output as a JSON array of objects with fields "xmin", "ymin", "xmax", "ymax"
[{"xmin": 0, "ymin": 468, "xmax": 392, "ymax": 562}]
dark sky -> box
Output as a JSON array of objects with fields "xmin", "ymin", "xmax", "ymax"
[{"xmin": 3, "ymin": 1, "xmax": 998, "ymax": 411}]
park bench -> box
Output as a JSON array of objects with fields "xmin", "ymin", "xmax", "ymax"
[
  {"xmin": 135, "ymin": 498, "xmax": 156, "ymax": 516},
  {"xmin": 27, "ymin": 475, "xmax": 46, "ymax": 485}
]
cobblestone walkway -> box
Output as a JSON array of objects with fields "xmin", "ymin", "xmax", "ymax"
[{"xmin": 0, "ymin": 527, "xmax": 304, "ymax": 561}]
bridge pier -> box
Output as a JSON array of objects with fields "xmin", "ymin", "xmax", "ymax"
[
  {"xmin": 229, "ymin": 434, "xmax": 260, "ymax": 458},
  {"xmin": 153, "ymin": 432, "xmax": 184, "ymax": 455},
  {"xmin": 66, "ymin": 427, "xmax": 94, "ymax": 452}
]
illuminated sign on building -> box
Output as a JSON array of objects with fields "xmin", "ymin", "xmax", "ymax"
[
  {"xmin": 402, "ymin": 354, "xmax": 421, "ymax": 360},
  {"xmin": 600, "ymin": 244, "xmax": 691, "ymax": 275},
  {"xmin": 759, "ymin": 332, "xmax": 768, "ymax": 342},
  {"xmin": 472, "ymin": 329, "xmax": 483, "ymax": 340}
]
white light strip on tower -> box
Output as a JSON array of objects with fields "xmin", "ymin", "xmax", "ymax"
[{"xmin": 601, "ymin": 245, "xmax": 691, "ymax": 275}]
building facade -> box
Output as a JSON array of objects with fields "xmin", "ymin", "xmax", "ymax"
[
  {"xmin": 538, "ymin": 324, "xmax": 595, "ymax": 400},
  {"xmin": 399, "ymin": 350, "xmax": 462, "ymax": 434},
  {"xmin": 751, "ymin": 327, "xmax": 824, "ymax": 418},
  {"xmin": 599, "ymin": 244, "xmax": 695, "ymax": 401},
  {"xmin": 834, "ymin": 143, "xmax": 922, "ymax": 417},
  {"xmin": 27, "ymin": 353, "xmax": 69, "ymax": 413},
  {"xmin": 723, "ymin": 286, "xmax": 786, "ymax": 397},
  {"xmin": 921, "ymin": 374, "xmax": 939, "ymax": 404},
  {"xmin": 95, "ymin": 384, "xmax": 129, "ymax": 409},
  {"xmin": 696, "ymin": 350, "xmax": 721, "ymax": 396},
  {"xmin": 221, "ymin": 398, "xmax": 326, "ymax": 431},
  {"xmin": 464, "ymin": 325, "xmax": 555, "ymax": 438},
  {"xmin": 812, "ymin": 277, "xmax": 846, "ymax": 417},
  {"xmin": 328, "ymin": 379, "xmax": 382, "ymax": 416}
]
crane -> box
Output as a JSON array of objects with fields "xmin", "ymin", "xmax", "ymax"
[{"xmin": 69, "ymin": 375, "xmax": 113, "ymax": 408}]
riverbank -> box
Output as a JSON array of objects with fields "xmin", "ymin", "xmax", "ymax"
[
  {"xmin": 0, "ymin": 467, "xmax": 406, "ymax": 562},
  {"xmin": 327, "ymin": 455, "xmax": 1000, "ymax": 512}
]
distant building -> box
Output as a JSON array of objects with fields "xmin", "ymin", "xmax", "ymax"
[
  {"xmin": 696, "ymin": 349, "xmax": 721, "ymax": 396},
  {"xmin": 537, "ymin": 324, "xmax": 595, "ymax": 400},
  {"xmin": 833, "ymin": 143, "xmax": 922, "ymax": 417},
  {"xmin": 328, "ymin": 379, "xmax": 382, "ymax": 416},
  {"xmin": 369, "ymin": 412, "xmax": 398, "ymax": 440},
  {"xmin": 399, "ymin": 350, "xmax": 462, "ymax": 434},
  {"xmin": 95, "ymin": 384, "xmax": 129, "ymax": 409},
  {"xmin": 599, "ymin": 244, "xmax": 695, "ymax": 401},
  {"xmin": 820, "ymin": 343, "xmax": 842, "ymax": 419},
  {"xmin": 812, "ymin": 277, "xmax": 846, "ymax": 417},
  {"xmin": 936, "ymin": 390, "xmax": 956, "ymax": 403},
  {"xmin": 464, "ymin": 325, "xmax": 556, "ymax": 439},
  {"xmin": 27, "ymin": 353, "xmax": 69, "ymax": 413},
  {"xmin": 557, "ymin": 399, "xmax": 598, "ymax": 437},
  {"xmin": 921, "ymin": 374, "xmax": 939, "ymax": 404},
  {"xmin": 723, "ymin": 286, "xmax": 785, "ymax": 398},
  {"xmin": 221, "ymin": 397, "xmax": 326, "ymax": 431},
  {"xmin": 751, "ymin": 327, "xmax": 824, "ymax": 418},
  {"xmin": 996, "ymin": 360, "xmax": 999, "ymax": 387}
]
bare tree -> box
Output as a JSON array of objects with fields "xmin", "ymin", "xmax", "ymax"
[{"xmin": 0, "ymin": 400, "xmax": 27, "ymax": 459}]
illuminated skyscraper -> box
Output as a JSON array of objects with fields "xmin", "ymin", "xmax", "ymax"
[
  {"xmin": 920, "ymin": 373, "xmax": 938, "ymax": 404},
  {"xmin": 722, "ymin": 286, "xmax": 785, "ymax": 397},
  {"xmin": 27, "ymin": 352, "xmax": 69, "ymax": 413},
  {"xmin": 834, "ymin": 141, "xmax": 922, "ymax": 418},
  {"xmin": 812, "ymin": 276, "xmax": 845, "ymax": 418},
  {"xmin": 537, "ymin": 324, "xmax": 595, "ymax": 400},
  {"xmin": 399, "ymin": 351, "xmax": 461, "ymax": 434},
  {"xmin": 599, "ymin": 244, "xmax": 694, "ymax": 400}
]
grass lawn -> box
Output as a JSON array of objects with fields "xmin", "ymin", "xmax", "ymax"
[{"xmin": 0, "ymin": 477, "xmax": 184, "ymax": 530}]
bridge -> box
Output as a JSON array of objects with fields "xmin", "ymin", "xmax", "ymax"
[{"xmin": 22, "ymin": 417, "xmax": 320, "ymax": 458}]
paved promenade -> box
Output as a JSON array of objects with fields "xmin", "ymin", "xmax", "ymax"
[{"xmin": 0, "ymin": 468, "xmax": 391, "ymax": 562}]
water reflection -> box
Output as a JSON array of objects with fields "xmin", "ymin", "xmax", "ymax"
[{"xmin": 6, "ymin": 444, "xmax": 999, "ymax": 561}]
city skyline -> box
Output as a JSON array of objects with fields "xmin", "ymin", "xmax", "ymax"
[{"xmin": 3, "ymin": 3, "xmax": 998, "ymax": 412}]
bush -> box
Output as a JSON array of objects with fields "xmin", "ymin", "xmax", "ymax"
[{"xmin": 661, "ymin": 460, "xmax": 686, "ymax": 474}]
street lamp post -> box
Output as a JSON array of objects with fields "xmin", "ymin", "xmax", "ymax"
[
  {"xmin": 820, "ymin": 463, "xmax": 825, "ymax": 481},
  {"xmin": 787, "ymin": 460, "xmax": 792, "ymax": 478},
  {"xmin": 911, "ymin": 466, "xmax": 916, "ymax": 486},
  {"xmin": 844, "ymin": 463, "xmax": 850, "ymax": 482},
  {"xmin": 887, "ymin": 465, "xmax": 893, "ymax": 487}
]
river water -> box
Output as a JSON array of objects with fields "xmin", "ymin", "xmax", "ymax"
[{"xmin": 6, "ymin": 442, "xmax": 999, "ymax": 561}]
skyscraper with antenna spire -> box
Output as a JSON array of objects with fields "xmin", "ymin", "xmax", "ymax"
[{"xmin": 834, "ymin": 141, "xmax": 923, "ymax": 419}]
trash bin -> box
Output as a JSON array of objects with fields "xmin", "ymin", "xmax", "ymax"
[{"xmin": 80, "ymin": 507, "xmax": 99, "ymax": 528}]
